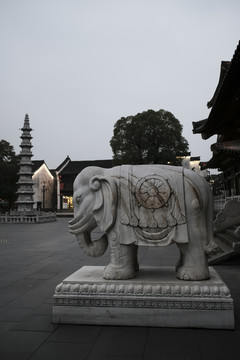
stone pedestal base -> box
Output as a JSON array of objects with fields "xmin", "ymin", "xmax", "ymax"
[{"xmin": 53, "ymin": 266, "xmax": 234, "ymax": 329}]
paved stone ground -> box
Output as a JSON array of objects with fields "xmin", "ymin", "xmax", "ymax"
[{"xmin": 0, "ymin": 218, "xmax": 240, "ymax": 360}]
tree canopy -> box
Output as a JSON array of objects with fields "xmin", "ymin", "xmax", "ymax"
[
  {"xmin": 0, "ymin": 140, "xmax": 19, "ymax": 210},
  {"xmin": 110, "ymin": 109, "xmax": 189, "ymax": 165}
]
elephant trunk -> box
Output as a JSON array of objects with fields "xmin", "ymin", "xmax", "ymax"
[{"xmin": 76, "ymin": 231, "xmax": 108, "ymax": 257}]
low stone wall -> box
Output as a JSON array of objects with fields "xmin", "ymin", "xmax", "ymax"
[{"xmin": 0, "ymin": 212, "xmax": 56, "ymax": 224}]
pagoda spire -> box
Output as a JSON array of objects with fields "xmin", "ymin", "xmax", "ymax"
[{"xmin": 15, "ymin": 114, "xmax": 35, "ymax": 212}]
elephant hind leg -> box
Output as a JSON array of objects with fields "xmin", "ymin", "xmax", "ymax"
[
  {"xmin": 176, "ymin": 243, "xmax": 210, "ymax": 281},
  {"xmin": 133, "ymin": 244, "xmax": 139, "ymax": 272}
]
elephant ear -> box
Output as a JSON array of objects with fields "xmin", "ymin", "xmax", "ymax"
[{"xmin": 89, "ymin": 176, "xmax": 117, "ymax": 232}]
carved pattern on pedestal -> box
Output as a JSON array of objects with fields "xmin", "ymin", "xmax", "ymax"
[
  {"xmin": 53, "ymin": 296, "xmax": 233, "ymax": 311},
  {"xmin": 53, "ymin": 279, "xmax": 233, "ymax": 311},
  {"xmin": 55, "ymin": 281, "xmax": 231, "ymax": 298}
]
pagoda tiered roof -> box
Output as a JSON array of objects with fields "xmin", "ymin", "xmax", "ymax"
[
  {"xmin": 192, "ymin": 41, "xmax": 240, "ymax": 170},
  {"xmin": 16, "ymin": 114, "xmax": 35, "ymax": 211}
]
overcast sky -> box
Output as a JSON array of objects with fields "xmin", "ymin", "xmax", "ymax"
[{"xmin": 1, "ymin": 0, "xmax": 240, "ymax": 172}]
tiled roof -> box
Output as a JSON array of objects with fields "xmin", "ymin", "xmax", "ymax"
[
  {"xmin": 211, "ymin": 140, "xmax": 240, "ymax": 153},
  {"xmin": 201, "ymin": 140, "xmax": 240, "ymax": 170},
  {"xmin": 55, "ymin": 156, "xmax": 71, "ymax": 171},
  {"xmin": 207, "ymin": 61, "xmax": 231, "ymax": 109},
  {"xmin": 32, "ymin": 160, "xmax": 45, "ymax": 172},
  {"xmin": 192, "ymin": 40, "xmax": 240, "ymax": 139},
  {"xmin": 59, "ymin": 159, "xmax": 113, "ymax": 174}
]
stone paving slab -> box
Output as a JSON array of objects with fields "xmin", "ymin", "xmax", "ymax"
[{"xmin": 0, "ymin": 218, "xmax": 240, "ymax": 360}]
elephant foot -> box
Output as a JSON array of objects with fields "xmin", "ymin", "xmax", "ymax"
[
  {"xmin": 103, "ymin": 264, "xmax": 135, "ymax": 280},
  {"xmin": 175, "ymin": 258, "xmax": 182, "ymax": 272},
  {"xmin": 134, "ymin": 262, "xmax": 139, "ymax": 272},
  {"xmin": 177, "ymin": 266, "xmax": 210, "ymax": 281}
]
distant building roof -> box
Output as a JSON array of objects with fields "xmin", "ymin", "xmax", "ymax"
[
  {"xmin": 190, "ymin": 156, "xmax": 200, "ymax": 161},
  {"xmin": 60, "ymin": 159, "xmax": 113, "ymax": 175},
  {"xmin": 32, "ymin": 160, "xmax": 54, "ymax": 177},
  {"xmin": 32, "ymin": 160, "xmax": 45, "ymax": 173},
  {"xmin": 55, "ymin": 156, "xmax": 71, "ymax": 172}
]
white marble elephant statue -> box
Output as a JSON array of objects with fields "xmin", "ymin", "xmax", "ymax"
[{"xmin": 69, "ymin": 165, "xmax": 217, "ymax": 281}]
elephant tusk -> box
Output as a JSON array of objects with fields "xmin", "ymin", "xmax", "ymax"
[
  {"xmin": 69, "ymin": 212, "xmax": 83, "ymax": 226},
  {"xmin": 68, "ymin": 215, "xmax": 90, "ymax": 231},
  {"xmin": 69, "ymin": 221, "xmax": 94, "ymax": 234}
]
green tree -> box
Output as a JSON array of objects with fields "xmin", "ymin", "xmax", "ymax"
[
  {"xmin": 110, "ymin": 109, "xmax": 189, "ymax": 165},
  {"xmin": 0, "ymin": 140, "xmax": 19, "ymax": 210}
]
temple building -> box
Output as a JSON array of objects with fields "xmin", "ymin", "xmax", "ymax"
[
  {"xmin": 191, "ymin": 42, "xmax": 240, "ymax": 264},
  {"xmin": 55, "ymin": 157, "xmax": 113, "ymax": 210},
  {"xmin": 32, "ymin": 161, "xmax": 55, "ymax": 211},
  {"xmin": 193, "ymin": 41, "xmax": 240, "ymax": 197}
]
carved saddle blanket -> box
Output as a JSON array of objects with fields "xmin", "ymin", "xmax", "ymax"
[{"xmin": 119, "ymin": 165, "xmax": 188, "ymax": 246}]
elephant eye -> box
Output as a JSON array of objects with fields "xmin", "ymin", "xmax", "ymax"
[{"xmin": 76, "ymin": 196, "xmax": 82, "ymax": 204}]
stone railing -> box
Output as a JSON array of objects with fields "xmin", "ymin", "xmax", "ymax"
[{"xmin": 0, "ymin": 212, "xmax": 56, "ymax": 224}]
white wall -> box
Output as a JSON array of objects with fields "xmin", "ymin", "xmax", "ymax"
[{"xmin": 32, "ymin": 164, "xmax": 54, "ymax": 210}]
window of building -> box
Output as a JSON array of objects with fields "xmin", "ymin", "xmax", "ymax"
[{"xmin": 62, "ymin": 196, "xmax": 73, "ymax": 209}]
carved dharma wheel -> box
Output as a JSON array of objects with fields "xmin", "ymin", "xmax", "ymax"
[{"xmin": 135, "ymin": 175, "xmax": 171, "ymax": 209}]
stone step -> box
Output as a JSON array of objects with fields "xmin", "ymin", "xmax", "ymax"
[
  {"xmin": 208, "ymin": 237, "xmax": 240, "ymax": 265},
  {"xmin": 225, "ymin": 227, "xmax": 240, "ymax": 239},
  {"xmin": 216, "ymin": 232, "xmax": 240, "ymax": 250},
  {"xmin": 214, "ymin": 237, "xmax": 232, "ymax": 253}
]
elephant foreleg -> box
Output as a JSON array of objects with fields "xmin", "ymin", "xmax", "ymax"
[
  {"xmin": 103, "ymin": 231, "xmax": 136, "ymax": 280},
  {"xmin": 175, "ymin": 247, "xmax": 183, "ymax": 273}
]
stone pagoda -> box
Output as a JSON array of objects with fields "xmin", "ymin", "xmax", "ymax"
[
  {"xmin": 0, "ymin": 114, "xmax": 56, "ymax": 223},
  {"xmin": 15, "ymin": 114, "xmax": 35, "ymax": 212}
]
